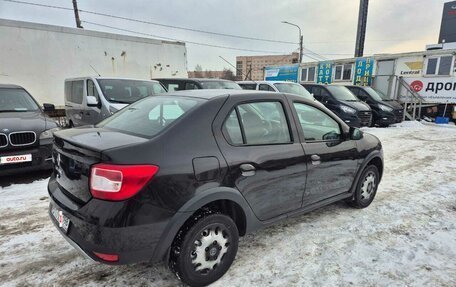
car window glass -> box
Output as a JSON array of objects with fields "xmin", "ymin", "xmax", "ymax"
[
  {"xmin": 65, "ymin": 82, "xmax": 72, "ymax": 102},
  {"xmin": 87, "ymin": 80, "xmax": 100, "ymax": 102},
  {"xmin": 237, "ymin": 102, "xmax": 291, "ymax": 145},
  {"xmin": 71, "ymin": 80, "xmax": 84, "ymax": 104},
  {"xmin": 222, "ymin": 110, "xmax": 243, "ymax": 145},
  {"xmin": 185, "ymin": 82, "xmax": 198, "ymax": 90},
  {"xmin": 0, "ymin": 88, "xmax": 39, "ymax": 111},
  {"xmin": 98, "ymin": 96, "xmax": 202, "ymax": 138},
  {"xmin": 293, "ymin": 103, "xmax": 341, "ymax": 141},
  {"xmin": 167, "ymin": 84, "xmax": 180, "ymax": 92},
  {"xmin": 239, "ymin": 83, "xmax": 257, "ymax": 90},
  {"xmin": 259, "ymin": 84, "xmax": 271, "ymax": 91},
  {"xmin": 97, "ymin": 79, "xmax": 163, "ymax": 104}
]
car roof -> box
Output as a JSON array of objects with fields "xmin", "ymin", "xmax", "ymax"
[
  {"xmin": 161, "ymin": 89, "xmax": 316, "ymax": 105},
  {"xmin": 0, "ymin": 84, "xmax": 24, "ymax": 89},
  {"xmin": 65, "ymin": 77, "xmax": 160, "ymax": 83},
  {"xmin": 155, "ymin": 78, "xmax": 234, "ymax": 82},
  {"xmin": 237, "ymin": 81, "xmax": 301, "ymax": 85}
]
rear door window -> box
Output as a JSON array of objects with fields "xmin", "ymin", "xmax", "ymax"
[{"xmin": 222, "ymin": 101, "xmax": 291, "ymax": 145}]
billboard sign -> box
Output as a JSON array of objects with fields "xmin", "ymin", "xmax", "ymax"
[
  {"xmin": 265, "ymin": 64, "xmax": 299, "ymax": 82},
  {"xmin": 402, "ymin": 77, "xmax": 456, "ymax": 103},
  {"xmin": 395, "ymin": 56, "xmax": 423, "ymax": 77},
  {"xmin": 317, "ymin": 62, "xmax": 333, "ymax": 84},
  {"xmin": 354, "ymin": 56, "xmax": 374, "ymax": 86}
]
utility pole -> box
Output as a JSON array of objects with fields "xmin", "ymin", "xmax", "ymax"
[
  {"xmin": 355, "ymin": 0, "xmax": 369, "ymax": 57},
  {"xmin": 72, "ymin": 0, "xmax": 83, "ymax": 28},
  {"xmin": 281, "ymin": 21, "xmax": 303, "ymax": 63}
]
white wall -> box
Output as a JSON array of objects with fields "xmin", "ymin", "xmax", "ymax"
[{"xmin": 0, "ymin": 20, "xmax": 187, "ymax": 107}]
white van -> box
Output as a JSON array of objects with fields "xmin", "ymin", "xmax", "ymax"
[
  {"xmin": 237, "ymin": 80, "xmax": 314, "ymax": 100},
  {"xmin": 64, "ymin": 77, "xmax": 166, "ymax": 127}
]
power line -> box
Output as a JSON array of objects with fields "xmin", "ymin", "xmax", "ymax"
[
  {"xmin": 83, "ymin": 21, "xmax": 290, "ymax": 54},
  {"xmin": 2, "ymin": 0, "xmax": 298, "ymax": 45},
  {"xmin": 1, "ymin": 0, "xmax": 430, "ymax": 46}
]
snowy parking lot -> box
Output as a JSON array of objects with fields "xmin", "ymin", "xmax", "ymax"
[{"xmin": 0, "ymin": 122, "xmax": 455, "ymax": 287}]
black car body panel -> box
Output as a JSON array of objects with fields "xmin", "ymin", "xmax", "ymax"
[
  {"xmin": 302, "ymin": 84, "xmax": 372, "ymax": 127},
  {"xmin": 346, "ymin": 85, "xmax": 404, "ymax": 125},
  {"xmin": 48, "ymin": 90, "xmax": 383, "ymax": 265},
  {"xmin": 0, "ymin": 85, "xmax": 58, "ymax": 176}
]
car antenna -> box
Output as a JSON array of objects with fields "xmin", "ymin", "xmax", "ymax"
[{"xmin": 90, "ymin": 64, "xmax": 101, "ymax": 76}]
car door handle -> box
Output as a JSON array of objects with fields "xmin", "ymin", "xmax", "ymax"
[
  {"xmin": 240, "ymin": 163, "xmax": 256, "ymax": 177},
  {"xmin": 311, "ymin": 155, "xmax": 321, "ymax": 165}
]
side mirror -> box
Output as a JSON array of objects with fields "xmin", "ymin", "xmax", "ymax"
[
  {"xmin": 349, "ymin": 127, "xmax": 363, "ymax": 140},
  {"xmin": 86, "ymin": 96, "xmax": 99, "ymax": 107},
  {"xmin": 43, "ymin": 103, "xmax": 55, "ymax": 112}
]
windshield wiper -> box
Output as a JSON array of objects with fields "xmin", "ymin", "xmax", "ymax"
[{"xmin": 109, "ymin": 100, "xmax": 131, "ymax": 104}]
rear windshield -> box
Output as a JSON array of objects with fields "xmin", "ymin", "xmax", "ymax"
[
  {"xmin": 97, "ymin": 79, "xmax": 167, "ymax": 104},
  {"xmin": 273, "ymin": 83, "xmax": 313, "ymax": 100},
  {"xmin": 199, "ymin": 81, "xmax": 242, "ymax": 90},
  {"xmin": 0, "ymin": 88, "xmax": 39, "ymax": 112},
  {"xmin": 97, "ymin": 96, "xmax": 203, "ymax": 138},
  {"xmin": 326, "ymin": 86, "xmax": 359, "ymax": 101}
]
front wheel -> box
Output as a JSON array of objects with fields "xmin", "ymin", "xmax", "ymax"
[
  {"xmin": 347, "ymin": 165, "xmax": 380, "ymax": 208},
  {"xmin": 169, "ymin": 213, "xmax": 239, "ymax": 287}
]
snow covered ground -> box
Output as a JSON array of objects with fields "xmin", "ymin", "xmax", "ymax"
[{"xmin": 0, "ymin": 122, "xmax": 455, "ymax": 287}]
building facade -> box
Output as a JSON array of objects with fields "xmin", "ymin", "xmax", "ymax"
[{"xmin": 236, "ymin": 52, "xmax": 299, "ymax": 81}]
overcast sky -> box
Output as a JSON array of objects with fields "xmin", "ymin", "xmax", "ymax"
[{"xmin": 0, "ymin": 0, "xmax": 450, "ymax": 71}]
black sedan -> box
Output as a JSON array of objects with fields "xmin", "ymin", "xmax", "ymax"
[
  {"xmin": 48, "ymin": 89, "xmax": 383, "ymax": 287},
  {"xmin": 0, "ymin": 84, "xmax": 59, "ymax": 176}
]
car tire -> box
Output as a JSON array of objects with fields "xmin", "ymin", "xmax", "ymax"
[
  {"xmin": 169, "ymin": 212, "xmax": 239, "ymax": 287},
  {"xmin": 347, "ymin": 165, "xmax": 379, "ymax": 208}
]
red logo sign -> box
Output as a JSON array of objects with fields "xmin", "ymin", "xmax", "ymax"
[
  {"xmin": 6, "ymin": 156, "xmax": 26, "ymax": 162},
  {"xmin": 410, "ymin": 80, "xmax": 423, "ymax": 92}
]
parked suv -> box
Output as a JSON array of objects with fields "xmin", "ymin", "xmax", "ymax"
[
  {"xmin": 49, "ymin": 90, "xmax": 383, "ymax": 286},
  {"xmin": 237, "ymin": 80, "xmax": 314, "ymax": 100},
  {"xmin": 302, "ymin": 84, "xmax": 372, "ymax": 127},
  {"xmin": 65, "ymin": 77, "xmax": 166, "ymax": 127},
  {"xmin": 155, "ymin": 78, "xmax": 242, "ymax": 91},
  {"xmin": 346, "ymin": 85, "xmax": 404, "ymax": 126},
  {"xmin": 0, "ymin": 84, "xmax": 59, "ymax": 176}
]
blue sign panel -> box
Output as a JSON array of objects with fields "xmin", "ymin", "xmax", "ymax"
[
  {"xmin": 354, "ymin": 56, "xmax": 374, "ymax": 86},
  {"xmin": 265, "ymin": 64, "xmax": 299, "ymax": 82},
  {"xmin": 317, "ymin": 62, "xmax": 333, "ymax": 84}
]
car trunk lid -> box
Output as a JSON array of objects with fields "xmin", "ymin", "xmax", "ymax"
[{"xmin": 52, "ymin": 127, "xmax": 148, "ymax": 204}]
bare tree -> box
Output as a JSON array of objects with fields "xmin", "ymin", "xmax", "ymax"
[
  {"xmin": 221, "ymin": 69, "xmax": 236, "ymax": 81},
  {"xmin": 194, "ymin": 64, "xmax": 203, "ymax": 78}
]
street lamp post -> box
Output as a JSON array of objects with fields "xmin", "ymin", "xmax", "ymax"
[{"xmin": 281, "ymin": 21, "xmax": 303, "ymax": 63}]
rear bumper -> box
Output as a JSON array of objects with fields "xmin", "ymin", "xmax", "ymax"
[
  {"xmin": 48, "ymin": 176, "xmax": 175, "ymax": 265},
  {"xmin": 0, "ymin": 144, "xmax": 53, "ymax": 177}
]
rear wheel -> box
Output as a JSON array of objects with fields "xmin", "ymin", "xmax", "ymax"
[
  {"xmin": 169, "ymin": 212, "xmax": 239, "ymax": 287},
  {"xmin": 347, "ymin": 165, "xmax": 379, "ymax": 208}
]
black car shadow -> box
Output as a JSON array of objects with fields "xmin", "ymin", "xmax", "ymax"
[{"xmin": 0, "ymin": 170, "xmax": 52, "ymax": 188}]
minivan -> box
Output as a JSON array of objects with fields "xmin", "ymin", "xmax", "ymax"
[
  {"xmin": 49, "ymin": 89, "xmax": 383, "ymax": 286},
  {"xmin": 237, "ymin": 80, "xmax": 314, "ymax": 100},
  {"xmin": 302, "ymin": 84, "xmax": 372, "ymax": 127},
  {"xmin": 346, "ymin": 85, "xmax": 404, "ymax": 126},
  {"xmin": 154, "ymin": 78, "xmax": 242, "ymax": 91},
  {"xmin": 65, "ymin": 77, "xmax": 167, "ymax": 127}
]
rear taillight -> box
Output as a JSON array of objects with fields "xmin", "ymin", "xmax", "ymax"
[{"xmin": 90, "ymin": 164, "xmax": 159, "ymax": 201}]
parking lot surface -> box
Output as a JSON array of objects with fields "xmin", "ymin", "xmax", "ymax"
[{"xmin": 0, "ymin": 122, "xmax": 455, "ymax": 287}]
